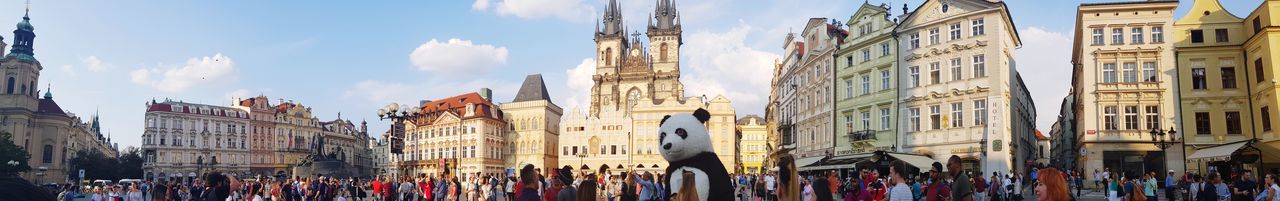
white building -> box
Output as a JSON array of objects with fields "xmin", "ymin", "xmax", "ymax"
[
  {"xmin": 141, "ymin": 100, "xmax": 251, "ymax": 182},
  {"xmin": 895, "ymin": 0, "xmax": 1034, "ymax": 175}
]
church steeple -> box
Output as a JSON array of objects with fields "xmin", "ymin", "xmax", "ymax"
[
  {"xmin": 598, "ymin": 0, "xmax": 624, "ymax": 37},
  {"xmin": 8, "ymin": 1, "xmax": 36, "ymax": 61},
  {"xmin": 650, "ymin": 0, "xmax": 679, "ymax": 31}
]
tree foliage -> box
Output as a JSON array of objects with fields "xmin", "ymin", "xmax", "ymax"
[
  {"xmin": 65, "ymin": 147, "xmax": 145, "ymax": 181},
  {"xmin": 0, "ymin": 131, "xmax": 32, "ymax": 177}
]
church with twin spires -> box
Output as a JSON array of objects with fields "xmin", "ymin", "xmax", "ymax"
[{"xmin": 559, "ymin": 0, "xmax": 739, "ymax": 174}]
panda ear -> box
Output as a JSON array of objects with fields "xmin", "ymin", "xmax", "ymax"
[
  {"xmin": 693, "ymin": 108, "xmax": 710, "ymax": 123},
  {"xmin": 660, "ymin": 115, "xmax": 672, "ymax": 125}
]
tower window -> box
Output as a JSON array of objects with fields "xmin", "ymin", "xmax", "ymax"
[
  {"xmin": 660, "ymin": 43, "xmax": 669, "ymax": 62},
  {"xmin": 5, "ymin": 77, "xmax": 12, "ymax": 94}
]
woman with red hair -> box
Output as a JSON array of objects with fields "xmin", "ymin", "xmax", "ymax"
[{"xmin": 1036, "ymin": 167, "xmax": 1071, "ymax": 201}]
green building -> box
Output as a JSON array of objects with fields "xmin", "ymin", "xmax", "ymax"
[{"xmin": 834, "ymin": 3, "xmax": 898, "ymax": 156}]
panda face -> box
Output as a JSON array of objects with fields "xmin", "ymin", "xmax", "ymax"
[{"xmin": 659, "ymin": 108, "xmax": 713, "ymax": 162}]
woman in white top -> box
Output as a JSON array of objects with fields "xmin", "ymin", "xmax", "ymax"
[
  {"xmin": 90, "ymin": 187, "xmax": 104, "ymax": 201},
  {"xmin": 126, "ymin": 185, "xmax": 145, "ymax": 201},
  {"xmin": 1264, "ymin": 174, "xmax": 1280, "ymax": 201},
  {"xmin": 886, "ymin": 160, "xmax": 914, "ymax": 201}
]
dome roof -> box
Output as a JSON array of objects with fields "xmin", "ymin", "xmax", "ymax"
[{"xmin": 15, "ymin": 16, "xmax": 31, "ymax": 32}]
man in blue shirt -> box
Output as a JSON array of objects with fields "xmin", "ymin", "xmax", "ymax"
[{"xmin": 1165, "ymin": 170, "xmax": 1177, "ymax": 201}]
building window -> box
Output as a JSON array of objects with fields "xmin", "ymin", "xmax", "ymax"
[
  {"xmin": 1192, "ymin": 68, "xmax": 1207, "ymax": 89},
  {"xmin": 929, "ymin": 62, "xmax": 941, "ymax": 85},
  {"xmin": 949, "ymin": 23, "xmax": 962, "ymax": 40},
  {"xmin": 4, "ymin": 77, "xmax": 11, "ymax": 94},
  {"xmin": 1122, "ymin": 63, "xmax": 1137, "ymax": 82},
  {"xmin": 973, "ymin": 55, "xmax": 986, "ymax": 77},
  {"xmin": 1151, "ymin": 27, "xmax": 1164, "ymax": 43},
  {"xmin": 1124, "ymin": 106, "xmax": 1139, "ymax": 130},
  {"xmin": 1091, "ymin": 28, "xmax": 1104, "ymax": 45},
  {"xmin": 880, "ymin": 108, "xmax": 891, "ymax": 130},
  {"xmin": 951, "ymin": 102, "xmax": 964, "ymax": 128},
  {"xmin": 1215, "ymin": 29, "xmax": 1229, "ymax": 43},
  {"xmin": 1142, "ymin": 62, "xmax": 1158, "ymax": 82},
  {"xmin": 909, "ymin": 33, "xmax": 920, "ymax": 49},
  {"xmin": 1130, "ymin": 27, "xmax": 1143, "ymax": 44},
  {"xmin": 860, "ymin": 75, "xmax": 870, "ymax": 95},
  {"xmin": 909, "ymin": 108, "xmax": 920, "ymax": 132},
  {"xmin": 42, "ymin": 145, "xmax": 52, "ymax": 163},
  {"xmin": 1264, "ymin": 107, "xmax": 1273, "ymax": 132},
  {"xmin": 1255, "ymin": 18, "xmax": 1263, "ymax": 34},
  {"xmin": 862, "ymin": 49, "xmax": 870, "ymax": 61},
  {"xmin": 972, "ymin": 18, "xmax": 985, "ymax": 36},
  {"xmin": 929, "ymin": 105, "xmax": 941, "ymax": 130},
  {"xmin": 844, "ymin": 79, "xmax": 853, "ymax": 98},
  {"xmin": 909, "ymin": 66, "xmax": 920, "ymax": 87},
  {"xmin": 1190, "ymin": 30, "xmax": 1204, "ymax": 43},
  {"xmin": 861, "ymin": 112, "xmax": 871, "ymax": 130},
  {"xmin": 929, "ymin": 28, "xmax": 940, "ymax": 45},
  {"xmin": 951, "ymin": 58, "xmax": 963, "ymax": 81},
  {"xmin": 1144, "ymin": 106, "xmax": 1160, "ymax": 130},
  {"xmin": 974, "ymin": 99, "xmax": 987, "ymax": 126},
  {"xmin": 1226, "ymin": 111, "xmax": 1242, "ymax": 135},
  {"xmin": 846, "ymin": 56, "xmax": 853, "ymax": 67},
  {"xmin": 1103, "ymin": 63, "xmax": 1117, "ymax": 83},
  {"xmin": 1112, "ymin": 28, "xmax": 1124, "ymax": 45},
  {"xmin": 1256, "ymin": 58, "xmax": 1266, "ymax": 83},
  {"xmin": 845, "ymin": 115, "xmax": 854, "ymax": 132},
  {"xmin": 881, "ymin": 43, "xmax": 890, "ymax": 56},
  {"xmin": 880, "ymin": 70, "xmax": 891, "ymax": 90},
  {"xmin": 1104, "ymin": 106, "xmax": 1118, "ymax": 130},
  {"xmin": 1195, "ymin": 112, "xmax": 1211, "ymax": 135},
  {"xmin": 1222, "ymin": 67, "xmax": 1237, "ymax": 89}
]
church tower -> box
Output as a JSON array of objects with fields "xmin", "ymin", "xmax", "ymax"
[
  {"xmin": 647, "ymin": 0, "xmax": 683, "ymax": 99},
  {"xmin": 591, "ymin": 0, "xmax": 628, "ymax": 117},
  {"xmin": 1, "ymin": 5, "xmax": 41, "ymax": 111}
]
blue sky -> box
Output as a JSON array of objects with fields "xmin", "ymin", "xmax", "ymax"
[{"xmin": 10, "ymin": 0, "xmax": 1261, "ymax": 148}]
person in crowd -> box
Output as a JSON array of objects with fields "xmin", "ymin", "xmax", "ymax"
[
  {"xmin": 516, "ymin": 165, "xmax": 542, "ymax": 201},
  {"xmin": 670, "ymin": 171, "xmax": 698, "ymax": 201},
  {"xmin": 947, "ymin": 156, "xmax": 974, "ymax": 201},
  {"xmin": 127, "ymin": 185, "xmax": 145, "ymax": 201},
  {"xmin": 925, "ymin": 162, "xmax": 951, "ymax": 201},
  {"xmin": 812, "ymin": 175, "xmax": 833, "ymax": 201},
  {"xmin": 884, "ymin": 160, "xmax": 913, "ymax": 201},
  {"xmin": 1234, "ymin": 171, "xmax": 1257, "ymax": 201},
  {"xmin": 1262, "ymin": 174, "xmax": 1279, "ymax": 201},
  {"xmin": 555, "ymin": 168, "xmax": 576, "ymax": 201},
  {"xmin": 576, "ymin": 174, "xmax": 599, "ymax": 201},
  {"xmin": 1035, "ymin": 167, "xmax": 1070, "ymax": 201}
]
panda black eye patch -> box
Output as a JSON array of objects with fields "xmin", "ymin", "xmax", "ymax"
[
  {"xmin": 660, "ymin": 132, "xmax": 667, "ymax": 141},
  {"xmin": 676, "ymin": 128, "xmax": 687, "ymax": 139}
]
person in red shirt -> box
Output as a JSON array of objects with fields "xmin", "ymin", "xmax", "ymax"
[
  {"xmin": 925, "ymin": 162, "xmax": 952, "ymax": 201},
  {"xmin": 421, "ymin": 175, "xmax": 433, "ymax": 201},
  {"xmin": 543, "ymin": 172, "xmax": 560, "ymax": 201},
  {"xmin": 371, "ymin": 176, "xmax": 382, "ymax": 200}
]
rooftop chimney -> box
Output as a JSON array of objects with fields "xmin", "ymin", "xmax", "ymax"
[{"xmin": 479, "ymin": 88, "xmax": 493, "ymax": 101}]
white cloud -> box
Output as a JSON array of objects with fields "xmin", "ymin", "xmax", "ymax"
[
  {"xmin": 1014, "ymin": 27, "xmax": 1074, "ymax": 133},
  {"xmin": 472, "ymin": 0, "xmax": 595, "ymax": 22},
  {"xmin": 409, "ymin": 38, "xmax": 509, "ymax": 74},
  {"xmin": 129, "ymin": 53, "xmax": 238, "ymax": 93},
  {"xmin": 681, "ymin": 21, "xmax": 780, "ymax": 116},
  {"xmin": 82, "ymin": 56, "xmax": 111, "ymax": 72},
  {"xmin": 224, "ymin": 88, "xmax": 253, "ymax": 101},
  {"xmin": 560, "ymin": 58, "xmax": 595, "ymax": 110}
]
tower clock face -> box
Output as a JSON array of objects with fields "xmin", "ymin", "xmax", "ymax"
[{"xmin": 631, "ymin": 49, "xmax": 641, "ymax": 57}]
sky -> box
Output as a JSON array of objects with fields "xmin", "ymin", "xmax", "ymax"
[{"xmin": 7, "ymin": 0, "xmax": 1262, "ymax": 149}]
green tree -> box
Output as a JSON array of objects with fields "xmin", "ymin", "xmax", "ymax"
[
  {"xmin": 67, "ymin": 149, "xmax": 116, "ymax": 180},
  {"xmin": 0, "ymin": 131, "xmax": 32, "ymax": 177},
  {"xmin": 115, "ymin": 147, "xmax": 143, "ymax": 179}
]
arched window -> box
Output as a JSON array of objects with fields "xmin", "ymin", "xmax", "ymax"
[
  {"xmin": 660, "ymin": 43, "xmax": 669, "ymax": 61},
  {"xmin": 605, "ymin": 48, "xmax": 613, "ymax": 66},
  {"xmin": 41, "ymin": 144, "xmax": 53, "ymax": 163},
  {"xmin": 5, "ymin": 77, "xmax": 13, "ymax": 94}
]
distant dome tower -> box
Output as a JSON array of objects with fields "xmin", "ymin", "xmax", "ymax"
[
  {"xmin": 9, "ymin": 5, "xmax": 35, "ymax": 61},
  {"xmin": 1, "ymin": 1, "xmax": 41, "ymax": 108}
]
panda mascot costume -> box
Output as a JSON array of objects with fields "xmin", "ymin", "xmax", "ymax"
[{"xmin": 658, "ymin": 108, "xmax": 733, "ymax": 201}]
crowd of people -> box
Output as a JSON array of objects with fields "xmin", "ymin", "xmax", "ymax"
[{"xmin": 1075, "ymin": 168, "xmax": 1280, "ymax": 201}]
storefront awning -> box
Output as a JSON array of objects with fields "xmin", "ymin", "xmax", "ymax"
[
  {"xmin": 795, "ymin": 156, "xmax": 825, "ymax": 169},
  {"xmin": 888, "ymin": 153, "xmax": 938, "ymax": 171},
  {"xmin": 1188, "ymin": 140, "xmax": 1250, "ymax": 163},
  {"xmin": 799, "ymin": 153, "xmax": 873, "ymax": 171}
]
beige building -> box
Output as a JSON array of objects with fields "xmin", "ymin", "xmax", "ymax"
[
  {"xmin": 737, "ymin": 116, "xmax": 767, "ymax": 174},
  {"xmin": 141, "ymin": 100, "xmax": 251, "ymax": 181},
  {"xmin": 559, "ymin": 0, "xmax": 737, "ymax": 174},
  {"xmin": 399, "ymin": 91, "xmax": 507, "ymax": 176},
  {"xmin": 1070, "ymin": 0, "xmax": 1185, "ymax": 176},
  {"xmin": 1173, "ymin": 0, "xmax": 1254, "ymax": 174},
  {"xmin": 500, "ymin": 74, "xmax": 562, "ymax": 175},
  {"xmin": 896, "ymin": 0, "xmax": 1034, "ymax": 174},
  {"xmin": 794, "ymin": 18, "xmax": 840, "ymax": 160}
]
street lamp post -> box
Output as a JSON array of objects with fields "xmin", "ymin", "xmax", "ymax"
[
  {"xmin": 1148, "ymin": 127, "xmax": 1178, "ymax": 175},
  {"xmin": 36, "ymin": 166, "xmax": 47, "ymax": 184},
  {"xmin": 378, "ymin": 103, "xmax": 420, "ymax": 177}
]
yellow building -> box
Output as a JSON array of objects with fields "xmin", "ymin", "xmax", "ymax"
[
  {"xmin": 1242, "ymin": 0, "xmax": 1280, "ymax": 170},
  {"xmin": 1174, "ymin": 0, "xmax": 1256, "ymax": 174},
  {"xmin": 1071, "ymin": 0, "xmax": 1185, "ymax": 177},
  {"xmin": 500, "ymin": 74, "xmax": 562, "ymax": 175},
  {"xmin": 737, "ymin": 116, "xmax": 767, "ymax": 174}
]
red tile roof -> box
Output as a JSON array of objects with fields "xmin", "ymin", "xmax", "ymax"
[
  {"xmin": 1035, "ymin": 130, "xmax": 1048, "ymax": 141},
  {"xmin": 411, "ymin": 92, "xmax": 502, "ymax": 125},
  {"xmin": 146, "ymin": 101, "xmax": 249, "ymax": 119},
  {"xmin": 36, "ymin": 98, "xmax": 67, "ymax": 116}
]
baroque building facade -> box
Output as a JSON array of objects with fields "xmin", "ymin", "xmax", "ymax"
[
  {"xmin": 1174, "ymin": 0, "xmax": 1253, "ymax": 174},
  {"xmin": 559, "ymin": 0, "xmax": 737, "ymax": 174},
  {"xmin": 737, "ymin": 116, "xmax": 767, "ymax": 174},
  {"xmin": 398, "ymin": 91, "xmax": 507, "ymax": 176},
  {"xmin": 500, "ymin": 74, "xmax": 561, "ymax": 175},
  {"xmin": 835, "ymin": 3, "xmax": 898, "ymax": 157},
  {"xmin": 895, "ymin": 0, "xmax": 1034, "ymax": 175},
  {"xmin": 141, "ymin": 100, "xmax": 251, "ymax": 182},
  {"xmin": 1070, "ymin": 0, "xmax": 1185, "ymax": 178}
]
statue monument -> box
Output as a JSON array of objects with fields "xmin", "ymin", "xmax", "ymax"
[{"xmin": 292, "ymin": 135, "xmax": 358, "ymax": 178}]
